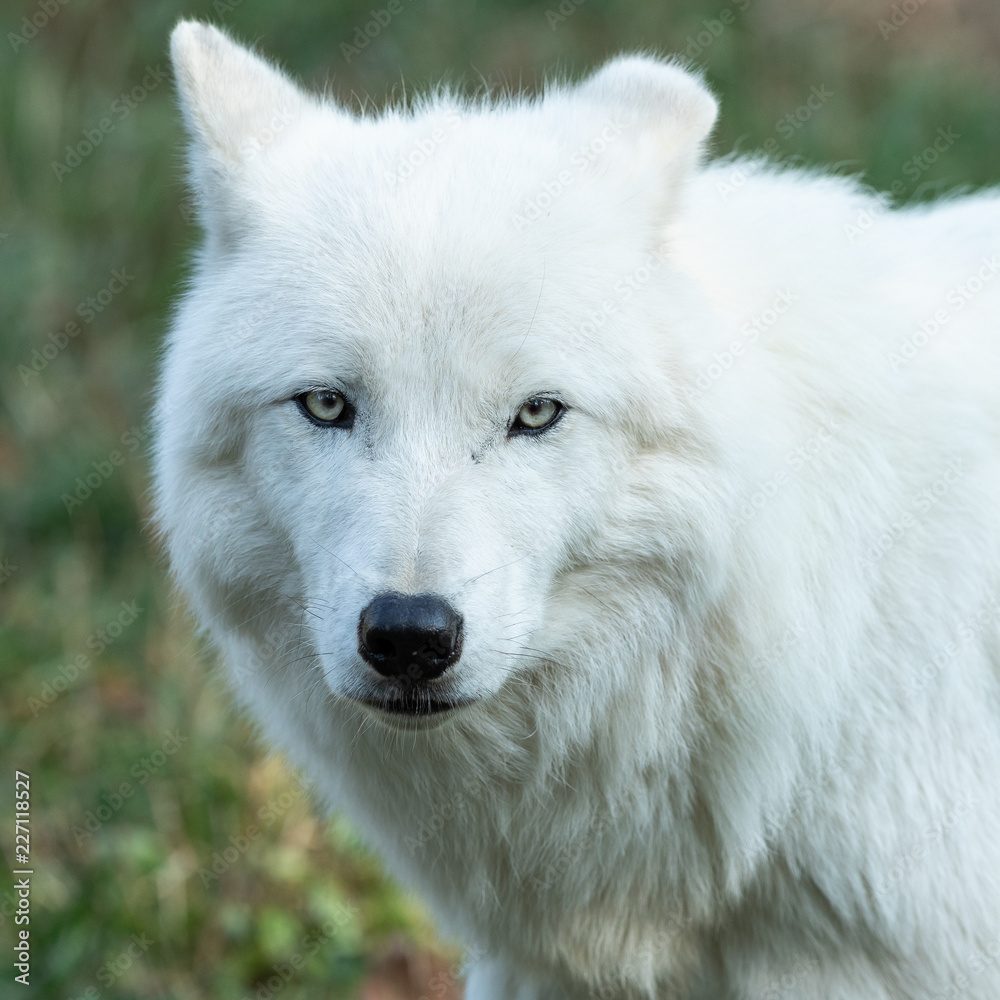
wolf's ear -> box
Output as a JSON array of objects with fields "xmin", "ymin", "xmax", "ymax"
[
  {"xmin": 572, "ymin": 55, "xmax": 717, "ymax": 216},
  {"xmin": 576, "ymin": 56, "xmax": 717, "ymax": 142},
  {"xmin": 171, "ymin": 22, "xmax": 311, "ymax": 240}
]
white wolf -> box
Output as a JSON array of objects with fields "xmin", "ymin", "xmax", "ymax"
[{"xmin": 156, "ymin": 21, "xmax": 1000, "ymax": 999}]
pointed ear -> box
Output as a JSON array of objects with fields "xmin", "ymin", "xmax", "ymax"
[
  {"xmin": 171, "ymin": 21, "xmax": 309, "ymax": 165},
  {"xmin": 170, "ymin": 21, "xmax": 312, "ymax": 240},
  {"xmin": 572, "ymin": 55, "xmax": 717, "ymax": 221}
]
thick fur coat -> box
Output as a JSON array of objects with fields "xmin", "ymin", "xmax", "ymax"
[{"xmin": 155, "ymin": 22, "xmax": 1000, "ymax": 999}]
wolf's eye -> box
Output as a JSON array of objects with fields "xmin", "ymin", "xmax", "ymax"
[
  {"xmin": 297, "ymin": 389, "xmax": 352, "ymax": 427},
  {"xmin": 510, "ymin": 397, "xmax": 564, "ymax": 436}
]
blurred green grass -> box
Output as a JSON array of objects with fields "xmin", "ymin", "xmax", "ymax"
[{"xmin": 1, "ymin": 0, "xmax": 998, "ymax": 997}]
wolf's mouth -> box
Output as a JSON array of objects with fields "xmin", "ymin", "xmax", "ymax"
[{"xmin": 356, "ymin": 692, "xmax": 472, "ymax": 718}]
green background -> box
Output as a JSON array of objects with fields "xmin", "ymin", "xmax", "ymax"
[{"xmin": 2, "ymin": 0, "xmax": 998, "ymax": 997}]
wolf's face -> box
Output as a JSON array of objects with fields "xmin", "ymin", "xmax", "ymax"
[{"xmin": 157, "ymin": 24, "xmax": 720, "ymax": 729}]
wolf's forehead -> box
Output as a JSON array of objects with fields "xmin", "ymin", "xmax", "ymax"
[
  {"xmin": 270, "ymin": 102, "xmax": 607, "ymax": 256},
  {"xmin": 240, "ymin": 241, "xmax": 556, "ymax": 385},
  {"xmin": 331, "ymin": 267, "xmax": 554, "ymax": 374},
  {"xmin": 249, "ymin": 102, "xmax": 659, "ymax": 384}
]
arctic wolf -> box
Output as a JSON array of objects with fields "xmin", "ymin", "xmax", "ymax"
[{"xmin": 156, "ymin": 21, "xmax": 1000, "ymax": 999}]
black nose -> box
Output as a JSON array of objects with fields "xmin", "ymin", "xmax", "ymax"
[{"xmin": 358, "ymin": 592, "xmax": 464, "ymax": 681}]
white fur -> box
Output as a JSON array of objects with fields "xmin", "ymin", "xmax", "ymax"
[{"xmin": 156, "ymin": 22, "xmax": 1000, "ymax": 999}]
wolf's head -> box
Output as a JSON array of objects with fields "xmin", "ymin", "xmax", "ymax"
[{"xmin": 156, "ymin": 23, "xmax": 726, "ymax": 746}]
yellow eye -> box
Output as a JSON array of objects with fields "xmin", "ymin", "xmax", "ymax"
[
  {"xmin": 300, "ymin": 389, "xmax": 348, "ymax": 424},
  {"xmin": 513, "ymin": 397, "xmax": 562, "ymax": 433}
]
